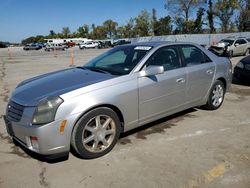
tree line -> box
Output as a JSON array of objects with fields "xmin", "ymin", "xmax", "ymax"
[{"xmin": 22, "ymin": 0, "xmax": 250, "ymax": 44}]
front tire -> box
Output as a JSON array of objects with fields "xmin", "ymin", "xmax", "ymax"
[
  {"xmin": 71, "ymin": 107, "xmax": 121, "ymax": 159},
  {"xmin": 245, "ymin": 49, "xmax": 249, "ymax": 56},
  {"xmin": 203, "ymin": 80, "xmax": 225, "ymax": 110},
  {"xmin": 228, "ymin": 51, "xmax": 233, "ymax": 58}
]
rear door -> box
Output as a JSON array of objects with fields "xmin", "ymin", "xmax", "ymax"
[
  {"xmin": 138, "ymin": 46, "xmax": 187, "ymax": 124},
  {"xmin": 234, "ymin": 39, "xmax": 247, "ymax": 55},
  {"xmin": 239, "ymin": 39, "xmax": 248, "ymax": 54},
  {"xmin": 179, "ymin": 45, "xmax": 215, "ymax": 105}
]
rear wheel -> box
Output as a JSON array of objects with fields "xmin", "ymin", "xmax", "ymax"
[
  {"xmin": 203, "ymin": 80, "xmax": 225, "ymax": 110},
  {"xmin": 71, "ymin": 107, "xmax": 121, "ymax": 159}
]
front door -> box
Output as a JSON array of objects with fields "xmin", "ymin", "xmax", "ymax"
[{"xmin": 138, "ymin": 46, "xmax": 187, "ymax": 124}]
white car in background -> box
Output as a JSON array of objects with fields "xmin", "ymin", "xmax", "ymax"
[
  {"xmin": 209, "ymin": 37, "xmax": 249, "ymax": 57},
  {"xmin": 79, "ymin": 41, "xmax": 99, "ymax": 49}
]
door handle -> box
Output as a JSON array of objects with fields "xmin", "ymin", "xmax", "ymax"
[
  {"xmin": 206, "ymin": 70, "xmax": 213, "ymax": 75},
  {"xmin": 176, "ymin": 78, "xmax": 185, "ymax": 83}
]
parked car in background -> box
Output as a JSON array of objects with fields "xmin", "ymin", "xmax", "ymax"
[
  {"xmin": 44, "ymin": 43, "xmax": 67, "ymax": 51},
  {"xmin": 64, "ymin": 42, "xmax": 76, "ymax": 48},
  {"xmin": 112, "ymin": 39, "xmax": 131, "ymax": 47},
  {"xmin": 4, "ymin": 41, "xmax": 232, "ymax": 159},
  {"xmin": 209, "ymin": 37, "xmax": 249, "ymax": 58},
  {"xmin": 97, "ymin": 41, "xmax": 105, "ymax": 49},
  {"xmin": 23, "ymin": 44, "xmax": 42, "ymax": 51},
  {"xmin": 234, "ymin": 55, "xmax": 250, "ymax": 80},
  {"xmin": 79, "ymin": 41, "xmax": 99, "ymax": 49},
  {"xmin": 0, "ymin": 42, "xmax": 7, "ymax": 48}
]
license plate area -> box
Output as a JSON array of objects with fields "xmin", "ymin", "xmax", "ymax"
[{"xmin": 3, "ymin": 116, "xmax": 14, "ymax": 136}]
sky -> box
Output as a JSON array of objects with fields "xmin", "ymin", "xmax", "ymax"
[{"xmin": 0, "ymin": 0, "xmax": 169, "ymax": 43}]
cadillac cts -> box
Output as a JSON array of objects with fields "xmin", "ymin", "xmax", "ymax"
[{"xmin": 4, "ymin": 42, "xmax": 232, "ymax": 159}]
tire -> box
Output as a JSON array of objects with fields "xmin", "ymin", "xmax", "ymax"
[
  {"xmin": 203, "ymin": 80, "xmax": 225, "ymax": 110},
  {"xmin": 71, "ymin": 107, "xmax": 121, "ymax": 159},
  {"xmin": 228, "ymin": 51, "xmax": 233, "ymax": 58}
]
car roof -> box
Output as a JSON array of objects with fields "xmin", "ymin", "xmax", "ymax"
[{"xmin": 129, "ymin": 41, "xmax": 198, "ymax": 48}]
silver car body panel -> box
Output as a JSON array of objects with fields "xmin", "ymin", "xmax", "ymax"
[{"xmin": 5, "ymin": 41, "xmax": 232, "ymax": 155}]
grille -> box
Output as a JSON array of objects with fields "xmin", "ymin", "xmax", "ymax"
[
  {"xmin": 7, "ymin": 100, "xmax": 25, "ymax": 122},
  {"xmin": 245, "ymin": 64, "xmax": 250, "ymax": 70}
]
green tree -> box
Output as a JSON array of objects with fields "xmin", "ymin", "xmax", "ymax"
[
  {"xmin": 174, "ymin": 17, "xmax": 185, "ymax": 34},
  {"xmin": 90, "ymin": 26, "xmax": 106, "ymax": 39},
  {"xmin": 165, "ymin": 0, "xmax": 206, "ymax": 33},
  {"xmin": 207, "ymin": 0, "xmax": 216, "ymax": 33},
  {"xmin": 21, "ymin": 35, "xmax": 45, "ymax": 44},
  {"xmin": 49, "ymin": 30, "xmax": 56, "ymax": 38},
  {"xmin": 77, "ymin": 24, "xmax": 89, "ymax": 38},
  {"xmin": 62, "ymin": 27, "xmax": 71, "ymax": 38},
  {"xmin": 214, "ymin": 0, "xmax": 238, "ymax": 32},
  {"xmin": 237, "ymin": 0, "xmax": 250, "ymax": 31},
  {"xmin": 124, "ymin": 18, "xmax": 136, "ymax": 38},
  {"xmin": 152, "ymin": 8, "xmax": 158, "ymax": 36},
  {"xmin": 134, "ymin": 10, "xmax": 151, "ymax": 37},
  {"xmin": 103, "ymin": 19, "xmax": 118, "ymax": 38},
  {"xmin": 155, "ymin": 16, "xmax": 173, "ymax": 35},
  {"xmin": 193, "ymin": 8, "xmax": 205, "ymax": 33}
]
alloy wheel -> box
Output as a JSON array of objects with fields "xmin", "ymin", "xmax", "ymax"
[
  {"xmin": 82, "ymin": 115, "xmax": 116, "ymax": 153},
  {"xmin": 211, "ymin": 84, "xmax": 224, "ymax": 107}
]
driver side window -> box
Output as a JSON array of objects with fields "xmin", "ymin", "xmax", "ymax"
[{"xmin": 146, "ymin": 46, "xmax": 181, "ymax": 71}]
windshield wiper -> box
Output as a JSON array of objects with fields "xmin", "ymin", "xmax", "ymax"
[
  {"xmin": 76, "ymin": 66, "xmax": 87, "ymax": 70},
  {"xmin": 83, "ymin": 67, "xmax": 111, "ymax": 74}
]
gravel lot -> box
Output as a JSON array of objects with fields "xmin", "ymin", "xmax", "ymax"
[{"xmin": 0, "ymin": 47, "xmax": 250, "ymax": 188}]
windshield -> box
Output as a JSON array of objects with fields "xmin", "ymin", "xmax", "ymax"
[
  {"xmin": 220, "ymin": 39, "xmax": 234, "ymax": 45},
  {"xmin": 84, "ymin": 45, "xmax": 152, "ymax": 75}
]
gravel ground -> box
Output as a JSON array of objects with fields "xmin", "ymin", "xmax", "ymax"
[{"xmin": 0, "ymin": 47, "xmax": 249, "ymax": 188}]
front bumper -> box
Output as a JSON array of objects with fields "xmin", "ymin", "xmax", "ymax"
[{"xmin": 3, "ymin": 113, "xmax": 79, "ymax": 155}]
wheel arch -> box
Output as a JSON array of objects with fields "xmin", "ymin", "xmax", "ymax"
[
  {"xmin": 217, "ymin": 77, "xmax": 227, "ymax": 90},
  {"xmin": 71, "ymin": 104, "xmax": 125, "ymax": 135}
]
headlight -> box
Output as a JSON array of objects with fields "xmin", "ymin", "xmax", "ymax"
[
  {"xmin": 32, "ymin": 96, "xmax": 63, "ymax": 125},
  {"xmin": 236, "ymin": 61, "xmax": 244, "ymax": 69}
]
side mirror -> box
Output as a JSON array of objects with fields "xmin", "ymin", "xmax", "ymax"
[
  {"xmin": 235, "ymin": 43, "xmax": 239, "ymax": 47},
  {"xmin": 140, "ymin": 65, "xmax": 164, "ymax": 77}
]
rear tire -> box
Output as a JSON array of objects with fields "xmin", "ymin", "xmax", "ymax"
[
  {"xmin": 71, "ymin": 107, "xmax": 121, "ymax": 159},
  {"xmin": 203, "ymin": 80, "xmax": 225, "ymax": 110}
]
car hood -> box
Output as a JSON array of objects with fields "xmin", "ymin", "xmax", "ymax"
[
  {"xmin": 11, "ymin": 67, "xmax": 116, "ymax": 106},
  {"xmin": 212, "ymin": 42, "xmax": 231, "ymax": 48}
]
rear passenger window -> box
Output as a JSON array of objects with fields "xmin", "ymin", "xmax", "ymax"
[
  {"xmin": 146, "ymin": 46, "xmax": 181, "ymax": 71},
  {"xmin": 181, "ymin": 46, "xmax": 212, "ymax": 66}
]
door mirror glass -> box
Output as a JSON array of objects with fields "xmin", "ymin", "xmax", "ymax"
[
  {"xmin": 235, "ymin": 43, "xmax": 239, "ymax": 47},
  {"xmin": 141, "ymin": 65, "xmax": 164, "ymax": 77}
]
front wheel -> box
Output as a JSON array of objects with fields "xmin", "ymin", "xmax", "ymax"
[
  {"xmin": 203, "ymin": 80, "xmax": 225, "ymax": 110},
  {"xmin": 245, "ymin": 49, "xmax": 249, "ymax": 56},
  {"xmin": 71, "ymin": 107, "xmax": 121, "ymax": 159}
]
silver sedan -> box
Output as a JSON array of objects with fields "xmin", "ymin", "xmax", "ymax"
[{"xmin": 4, "ymin": 41, "xmax": 232, "ymax": 159}]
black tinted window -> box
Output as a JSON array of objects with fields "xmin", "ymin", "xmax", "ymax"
[
  {"xmin": 181, "ymin": 46, "xmax": 211, "ymax": 66},
  {"xmin": 240, "ymin": 39, "xmax": 247, "ymax": 44},
  {"xmin": 146, "ymin": 46, "xmax": 181, "ymax": 71}
]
